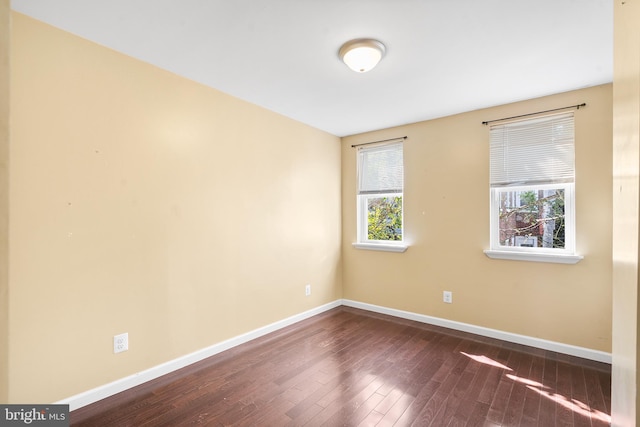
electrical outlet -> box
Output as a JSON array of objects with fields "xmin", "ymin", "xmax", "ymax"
[
  {"xmin": 443, "ymin": 291, "xmax": 453, "ymax": 304},
  {"xmin": 305, "ymin": 284, "xmax": 311, "ymax": 296},
  {"xmin": 114, "ymin": 333, "xmax": 129, "ymax": 353}
]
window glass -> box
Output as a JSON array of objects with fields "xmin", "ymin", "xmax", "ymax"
[
  {"xmin": 366, "ymin": 195, "xmax": 403, "ymax": 241},
  {"xmin": 497, "ymin": 187, "xmax": 565, "ymax": 249}
]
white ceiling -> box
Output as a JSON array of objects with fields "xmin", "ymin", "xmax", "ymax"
[{"xmin": 11, "ymin": 0, "xmax": 613, "ymax": 137}]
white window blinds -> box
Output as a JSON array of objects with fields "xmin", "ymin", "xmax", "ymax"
[
  {"xmin": 357, "ymin": 142, "xmax": 404, "ymax": 194},
  {"xmin": 490, "ymin": 113, "xmax": 575, "ymax": 186}
]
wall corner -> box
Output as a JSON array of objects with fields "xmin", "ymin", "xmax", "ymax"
[{"xmin": 0, "ymin": 0, "xmax": 10, "ymax": 404}]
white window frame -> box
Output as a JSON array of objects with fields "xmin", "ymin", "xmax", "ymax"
[
  {"xmin": 484, "ymin": 113, "xmax": 583, "ymax": 264},
  {"xmin": 353, "ymin": 141, "xmax": 407, "ymax": 253}
]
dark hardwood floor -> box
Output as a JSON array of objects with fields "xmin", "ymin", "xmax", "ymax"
[{"xmin": 71, "ymin": 306, "xmax": 611, "ymax": 426}]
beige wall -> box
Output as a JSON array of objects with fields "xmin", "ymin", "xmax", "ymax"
[
  {"xmin": 342, "ymin": 84, "xmax": 613, "ymax": 352},
  {"xmin": 0, "ymin": 0, "xmax": 9, "ymax": 404},
  {"xmin": 8, "ymin": 13, "xmax": 342, "ymax": 403},
  {"xmin": 612, "ymin": 0, "xmax": 640, "ymax": 425}
]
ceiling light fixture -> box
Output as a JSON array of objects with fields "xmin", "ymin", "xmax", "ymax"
[{"xmin": 339, "ymin": 39, "xmax": 386, "ymax": 73}]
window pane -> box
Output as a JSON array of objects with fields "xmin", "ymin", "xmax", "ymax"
[
  {"xmin": 367, "ymin": 196, "xmax": 402, "ymax": 241},
  {"xmin": 498, "ymin": 188, "xmax": 565, "ymax": 249}
]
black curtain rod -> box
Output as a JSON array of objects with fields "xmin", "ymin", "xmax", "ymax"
[
  {"xmin": 351, "ymin": 136, "xmax": 407, "ymax": 148},
  {"xmin": 482, "ymin": 103, "xmax": 586, "ymax": 126}
]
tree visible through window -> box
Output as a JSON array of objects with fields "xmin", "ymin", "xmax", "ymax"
[
  {"xmin": 498, "ymin": 188, "xmax": 565, "ymax": 248},
  {"xmin": 367, "ymin": 196, "xmax": 402, "ymax": 241}
]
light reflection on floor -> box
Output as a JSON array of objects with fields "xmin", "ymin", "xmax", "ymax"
[
  {"xmin": 461, "ymin": 352, "xmax": 611, "ymax": 424},
  {"xmin": 460, "ymin": 352, "xmax": 513, "ymax": 370},
  {"xmin": 526, "ymin": 385, "xmax": 611, "ymax": 424},
  {"xmin": 506, "ymin": 373, "xmax": 547, "ymax": 388}
]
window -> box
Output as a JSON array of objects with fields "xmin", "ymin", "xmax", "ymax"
[
  {"xmin": 354, "ymin": 141, "xmax": 406, "ymax": 252},
  {"xmin": 485, "ymin": 112, "xmax": 582, "ymax": 263}
]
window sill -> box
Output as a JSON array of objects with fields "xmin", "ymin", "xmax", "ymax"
[
  {"xmin": 483, "ymin": 250, "xmax": 583, "ymax": 264},
  {"xmin": 353, "ymin": 243, "xmax": 408, "ymax": 253}
]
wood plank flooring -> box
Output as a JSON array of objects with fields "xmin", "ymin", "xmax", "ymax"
[{"xmin": 71, "ymin": 307, "xmax": 611, "ymax": 426}]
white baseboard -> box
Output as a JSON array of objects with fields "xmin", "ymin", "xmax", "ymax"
[
  {"xmin": 342, "ymin": 299, "xmax": 612, "ymax": 364},
  {"xmin": 58, "ymin": 298, "xmax": 610, "ymax": 411},
  {"xmin": 57, "ymin": 300, "xmax": 342, "ymax": 411}
]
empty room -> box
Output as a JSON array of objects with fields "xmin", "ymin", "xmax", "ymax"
[{"xmin": 1, "ymin": 0, "xmax": 639, "ymax": 426}]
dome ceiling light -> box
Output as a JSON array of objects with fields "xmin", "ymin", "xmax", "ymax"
[{"xmin": 338, "ymin": 39, "xmax": 386, "ymax": 73}]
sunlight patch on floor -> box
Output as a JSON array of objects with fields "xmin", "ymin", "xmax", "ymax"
[
  {"xmin": 460, "ymin": 352, "xmax": 513, "ymax": 370},
  {"xmin": 526, "ymin": 385, "xmax": 611, "ymax": 424},
  {"xmin": 461, "ymin": 351, "xmax": 610, "ymax": 424},
  {"xmin": 505, "ymin": 373, "xmax": 547, "ymax": 388}
]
